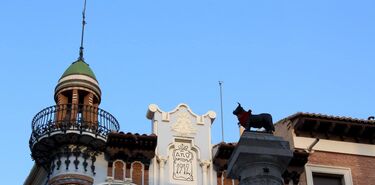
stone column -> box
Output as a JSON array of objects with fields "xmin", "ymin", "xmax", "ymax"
[
  {"xmin": 227, "ymin": 132, "xmax": 293, "ymax": 185},
  {"xmin": 157, "ymin": 156, "xmax": 167, "ymax": 185},
  {"xmin": 200, "ymin": 160, "xmax": 211, "ymax": 185}
]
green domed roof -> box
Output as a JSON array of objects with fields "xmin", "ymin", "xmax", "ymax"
[{"xmin": 60, "ymin": 60, "xmax": 97, "ymax": 80}]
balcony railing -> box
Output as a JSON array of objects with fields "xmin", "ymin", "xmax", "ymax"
[{"xmin": 30, "ymin": 104, "xmax": 120, "ymax": 147}]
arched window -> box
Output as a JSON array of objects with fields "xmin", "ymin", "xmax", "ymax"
[
  {"xmin": 131, "ymin": 161, "xmax": 144, "ymax": 185},
  {"xmin": 113, "ymin": 160, "xmax": 125, "ymax": 181}
]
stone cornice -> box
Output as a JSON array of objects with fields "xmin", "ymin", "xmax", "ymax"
[{"xmin": 146, "ymin": 103, "xmax": 216, "ymax": 125}]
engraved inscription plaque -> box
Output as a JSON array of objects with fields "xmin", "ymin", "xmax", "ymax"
[{"xmin": 172, "ymin": 144, "xmax": 194, "ymax": 181}]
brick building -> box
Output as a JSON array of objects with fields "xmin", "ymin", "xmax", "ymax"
[
  {"xmin": 213, "ymin": 113, "xmax": 375, "ymax": 185},
  {"xmin": 275, "ymin": 113, "xmax": 375, "ymax": 185}
]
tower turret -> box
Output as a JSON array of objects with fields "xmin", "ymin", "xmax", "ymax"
[
  {"xmin": 29, "ymin": 59, "xmax": 119, "ymax": 185},
  {"xmin": 54, "ymin": 60, "xmax": 102, "ymax": 131},
  {"xmin": 26, "ymin": 1, "xmax": 156, "ymax": 185},
  {"xmin": 27, "ymin": 1, "xmax": 122, "ymax": 184}
]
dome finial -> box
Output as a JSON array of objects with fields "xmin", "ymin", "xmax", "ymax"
[{"xmin": 78, "ymin": 0, "xmax": 87, "ymax": 61}]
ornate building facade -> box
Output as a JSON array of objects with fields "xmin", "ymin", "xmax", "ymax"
[
  {"xmin": 25, "ymin": 60, "xmax": 219, "ymax": 185},
  {"xmin": 25, "ymin": 59, "xmax": 375, "ymax": 185},
  {"xmin": 24, "ymin": 1, "xmax": 375, "ymax": 184}
]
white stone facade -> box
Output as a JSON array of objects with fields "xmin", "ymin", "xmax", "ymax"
[{"xmin": 146, "ymin": 104, "xmax": 217, "ymax": 185}]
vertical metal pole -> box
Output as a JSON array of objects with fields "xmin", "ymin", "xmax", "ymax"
[
  {"xmin": 219, "ymin": 81, "xmax": 224, "ymax": 142},
  {"xmin": 79, "ymin": 0, "xmax": 87, "ymax": 60}
]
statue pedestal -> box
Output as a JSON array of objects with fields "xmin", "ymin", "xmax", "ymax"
[{"xmin": 227, "ymin": 132, "xmax": 293, "ymax": 185}]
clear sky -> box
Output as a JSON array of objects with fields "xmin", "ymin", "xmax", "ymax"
[{"xmin": 0, "ymin": 0, "xmax": 374, "ymax": 184}]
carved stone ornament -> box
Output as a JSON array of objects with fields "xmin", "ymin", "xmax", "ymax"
[
  {"xmin": 172, "ymin": 144, "xmax": 194, "ymax": 181},
  {"xmin": 171, "ymin": 112, "xmax": 197, "ymax": 136}
]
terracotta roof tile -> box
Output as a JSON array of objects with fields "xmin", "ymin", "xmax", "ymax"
[{"xmin": 279, "ymin": 112, "xmax": 375, "ymax": 125}]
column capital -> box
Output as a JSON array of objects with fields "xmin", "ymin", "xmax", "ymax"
[
  {"xmin": 199, "ymin": 160, "xmax": 211, "ymax": 167},
  {"xmin": 156, "ymin": 155, "xmax": 168, "ymax": 167}
]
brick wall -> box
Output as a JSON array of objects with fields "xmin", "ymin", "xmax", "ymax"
[{"xmin": 299, "ymin": 151, "xmax": 375, "ymax": 185}]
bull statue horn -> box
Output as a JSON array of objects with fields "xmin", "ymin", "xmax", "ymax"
[{"xmin": 237, "ymin": 102, "xmax": 241, "ymax": 106}]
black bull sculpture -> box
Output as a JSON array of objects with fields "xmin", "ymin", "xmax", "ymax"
[{"xmin": 232, "ymin": 103, "xmax": 275, "ymax": 133}]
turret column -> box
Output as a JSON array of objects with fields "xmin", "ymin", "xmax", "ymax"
[{"xmin": 227, "ymin": 132, "xmax": 293, "ymax": 185}]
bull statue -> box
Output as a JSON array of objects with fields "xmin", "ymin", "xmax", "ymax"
[{"xmin": 232, "ymin": 103, "xmax": 275, "ymax": 133}]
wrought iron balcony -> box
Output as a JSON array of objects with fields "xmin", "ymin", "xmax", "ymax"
[{"xmin": 30, "ymin": 104, "xmax": 120, "ymax": 148}]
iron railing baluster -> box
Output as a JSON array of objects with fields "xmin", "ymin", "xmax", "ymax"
[{"xmin": 30, "ymin": 104, "xmax": 120, "ymax": 147}]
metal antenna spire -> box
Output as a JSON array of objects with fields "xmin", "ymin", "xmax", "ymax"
[
  {"xmin": 219, "ymin": 81, "xmax": 224, "ymax": 142},
  {"xmin": 78, "ymin": 0, "xmax": 87, "ymax": 61}
]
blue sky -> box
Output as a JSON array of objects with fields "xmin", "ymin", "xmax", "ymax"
[{"xmin": 0, "ymin": 0, "xmax": 374, "ymax": 184}]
